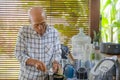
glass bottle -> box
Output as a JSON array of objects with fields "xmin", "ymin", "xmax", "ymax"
[{"xmin": 71, "ymin": 28, "xmax": 91, "ymax": 67}]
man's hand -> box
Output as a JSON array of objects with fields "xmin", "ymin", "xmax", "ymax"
[
  {"xmin": 35, "ymin": 60, "xmax": 47, "ymax": 72},
  {"xmin": 26, "ymin": 58, "xmax": 47, "ymax": 72},
  {"xmin": 52, "ymin": 61, "xmax": 63, "ymax": 75}
]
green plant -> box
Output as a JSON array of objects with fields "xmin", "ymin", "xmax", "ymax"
[
  {"xmin": 100, "ymin": 0, "xmax": 120, "ymax": 43},
  {"xmin": 93, "ymin": 30, "xmax": 101, "ymax": 43}
]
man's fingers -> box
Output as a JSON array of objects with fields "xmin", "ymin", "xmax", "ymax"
[
  {"xmin": 35, "ymin": 61, "xmax": 46, "ymax": 72},
  {"xmin": 52, "ymin": 63, "xmax": 59, "ymax": 73},
  {"xmin": 35, "ymin": 63, "xmax": 41, "ymax": 70},
  {"xmin": 41, "ymin": 62, "xmax": 47, "ymax": 72}
]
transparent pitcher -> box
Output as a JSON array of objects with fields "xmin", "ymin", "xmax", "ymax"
[{"xmin": 71, "ymin": 28, "xmax": 91, "ymax": 61}]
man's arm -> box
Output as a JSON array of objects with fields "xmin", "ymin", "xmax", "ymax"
[
  {"xmin": 14, "ymin": 27, "xmax": 30, "ymax": 66},
  {"xmin": 14, "ymin": 27, "xmax": 46, "ymax": 72},
  {"xmin": 53, "ymin": 30, "xmax": 62, "ymax": 63},
  {"xmin": 52, "ymin": 29, "xmax": 62, "ymax": 74}
]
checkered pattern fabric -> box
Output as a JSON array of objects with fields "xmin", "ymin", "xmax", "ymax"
[{"xmin": 15, "ymin": 25, "xmax": 62, "ymax": 80}]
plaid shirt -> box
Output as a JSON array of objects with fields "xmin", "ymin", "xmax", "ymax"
[{"xmin": 15, "ymin": 25, "xmax": 62, "ymax": 80}]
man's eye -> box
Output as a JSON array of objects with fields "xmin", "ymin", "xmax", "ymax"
[
  {"xmin": 41, "ymin": 22, "xmax": 45, "ymax": 25},
  {"xmin": 33, "ymin": 22, "xmax": 46, "ymax": 27},
  {"xmin": 34, "ymin": 24, "xmax": 39, "ymax": 27},
  {"xmin": 42, "ymin": 23, "xmax": 47, "ymax": 26}
]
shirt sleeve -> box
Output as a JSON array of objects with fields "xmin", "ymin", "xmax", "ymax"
[
  {"xmin": 52, "ymin": 29, "xmax": 62, "ymax": 63},
  {"xmin": 14, "ymin": 26, "xmax": 30, "ymax": 66}
]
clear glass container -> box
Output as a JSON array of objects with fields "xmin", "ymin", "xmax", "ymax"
[{"xmin": 71, "ymin": 28, "xmax": 91, "ymax": 61}]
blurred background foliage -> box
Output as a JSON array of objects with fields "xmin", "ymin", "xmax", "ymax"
[{"xmin": 100, "ymin": 0, "xmax": 120, "ymax": 43}]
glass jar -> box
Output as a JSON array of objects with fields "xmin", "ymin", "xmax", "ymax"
[{"xmin": 71, "ymin": 28, "xmax": 91, "ymax": 61}]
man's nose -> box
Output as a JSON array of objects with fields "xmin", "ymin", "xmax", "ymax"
[{"xmin": 38, "ymin": 24, "xmax": 42, "ymax": 30}]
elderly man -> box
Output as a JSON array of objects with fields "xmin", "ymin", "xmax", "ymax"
[{"xmin": 15, "ymin": 7, "xmax": 62, "ymax": 80}]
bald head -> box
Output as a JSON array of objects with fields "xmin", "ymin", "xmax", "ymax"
[
  {"xmin": 28, "ymin": 7, "xmax": 47, "ymax": 36},
  {"xmin": 28, "ymin": 7, "xmax": 46, "ymax": 20}
]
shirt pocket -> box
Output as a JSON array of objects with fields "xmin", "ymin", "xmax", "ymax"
[{"xmin": 44, "ymin": 43, "xmax": 53, "ymax": 56}]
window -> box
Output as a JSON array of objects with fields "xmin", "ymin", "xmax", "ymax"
[{"xmin": 0, "ymin": 0, "xmax": 90, "ymax": 79}]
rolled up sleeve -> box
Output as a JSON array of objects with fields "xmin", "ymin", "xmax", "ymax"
[
  {"xmin": 14, "ymin": 27, "xmax": 30, "ymax": 66},
  {"xmin": 52, "ymin": 31, "xmax": 62, "ymax": 63}
]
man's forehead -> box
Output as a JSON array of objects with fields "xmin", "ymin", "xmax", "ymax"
[
  {"xmin": 29, "ymin": 7, "xmax": 45, "ymax": 16},
  {"xmin": 29, "ymin": 7, "xmax": 46, "ymax": 19},
  {"xmin": 29, "ymin": 7, "xmax": 43, "ymax": 12}
]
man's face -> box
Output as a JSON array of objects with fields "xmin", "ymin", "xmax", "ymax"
[{"xmin": 30, "ymin": 10, "xmax": 47, "ymax": 36}]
